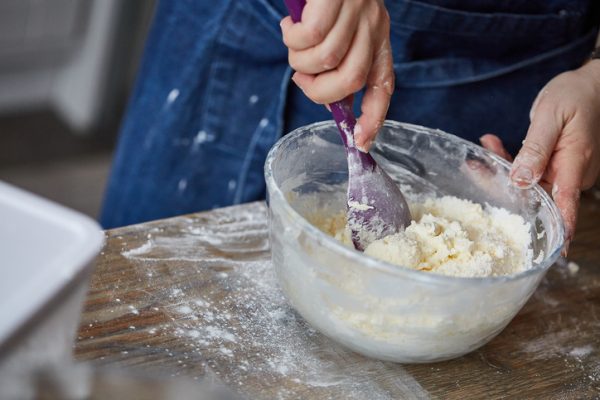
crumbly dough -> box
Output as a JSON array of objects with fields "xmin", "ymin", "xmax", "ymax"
[{"xmin": 321, "ymin": 196, "xmax": 533, "ymax": 278}]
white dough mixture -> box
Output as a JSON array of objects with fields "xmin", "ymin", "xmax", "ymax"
[{"xmin": 319, "ymin": 195, "xmax": 533, "ymax": 278}]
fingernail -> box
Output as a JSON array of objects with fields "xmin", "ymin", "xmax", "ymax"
[
  {"xmin": 561, "ymin": 222, "xmax": 573, "ymax": 257},
  {"xmin": 354, "ymin": 124, "xmax": 373, "ymax": 152},
  {"xmin": 291, "ymin": 74, "xmax": 302, "ymax": 89},
  {"xmin": 561, "ymin": 238, "xmax": 571, "ymax": 257},
  {"xmin": 354, "ymin": 122, "xmax": 362, "ymax": 133},
  {"xmin": 353, "ymin": 123, "xmax": 364, "ymax": 150},
  {"xmin": 354, "ymin": 139, "xmax": 373, "ymax": 153},
  {"xmin": 511, "ymin": 166, "xmax": 534, "ymax": 188},
  {"xmin": 324, "ymin": 104, "xmax": 331, "ymax": 112},
  {"xmin": 551, "ymin": 183, "xmax": 559, "ymax": 199},
  {"xmin": 356, "ymin": 139, "xmax": 373, "ymax": 153},
  {"xmin": 353, "ymin": 123, "xmax": 363, "ymax": 141},
  {"xmin": 383, "ymin": 81, "xmax": 394, "ymax": 96}
]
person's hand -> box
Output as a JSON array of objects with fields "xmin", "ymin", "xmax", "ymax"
[
  {"xmin": 280, "ymin": 0, "xmax": 393, "ymax": 151},
  {"xmin": 480, "ymin": 60, "xmax": 600, "ymax": 255}
]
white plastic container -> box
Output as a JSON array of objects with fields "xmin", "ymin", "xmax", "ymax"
[{"xmin": 0, "ymin": 181, "xmax": 104, "ymax": 398}]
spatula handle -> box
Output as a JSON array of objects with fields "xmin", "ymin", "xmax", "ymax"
[{"xmin": 284, "ymin": 0, "xmax": 305, "ymax": 22}]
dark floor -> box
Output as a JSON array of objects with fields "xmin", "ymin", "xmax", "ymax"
[{"xmin": 0, "ymin": 110, "xmax": 118, "ymax": 219}]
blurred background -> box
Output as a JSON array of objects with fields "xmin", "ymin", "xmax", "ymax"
[{"xmin": 0, "ymin": 0, "xmax": 156, "ymax": 218}]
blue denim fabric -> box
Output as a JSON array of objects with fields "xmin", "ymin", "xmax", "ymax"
[{"xmin": 100, "ymin": 0, "xmax": 598, "ymax": 228}]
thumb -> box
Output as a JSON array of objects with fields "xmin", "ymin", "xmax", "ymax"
[
  {"xmin": 510, "ymin": 92, "xmax": 562, "ymax": 189},
  {"xmin": 355, "ymin": 39, "xmax": 394, "ymax": 152}
]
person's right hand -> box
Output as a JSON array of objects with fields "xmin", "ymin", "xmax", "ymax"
[{"xmin": 280, "ymin": 0, "xmax": 394, "ymax": 151}]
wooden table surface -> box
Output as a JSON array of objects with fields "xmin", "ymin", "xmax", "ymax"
[{"xmin": 75, "ymin": 192, "xmax": 600, "ymax": 399}]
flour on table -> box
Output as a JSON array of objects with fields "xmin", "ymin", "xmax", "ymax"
[
  {"xmin": 567, "ymin": 261, "xmax": 580, "ymax": 276},
  {"xmin": 121, "ymin": 240, "xmax": 153, "ymax": 257},
  {"xmin": 569, "ymin": 345, "xmax": 593, "ymax": 359},
  {"xmin": 116, "ymin": 203, "xmax": 426, "ymax": 398}
]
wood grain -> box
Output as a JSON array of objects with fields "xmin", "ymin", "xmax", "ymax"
[{"xmin": 75, "ymin": 191, "xmax": 600, "ymax": 399}]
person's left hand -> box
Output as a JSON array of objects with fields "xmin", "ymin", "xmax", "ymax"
[{"xmin": 480, "ymin": 60, "xmax": 600, "ymax": 256}]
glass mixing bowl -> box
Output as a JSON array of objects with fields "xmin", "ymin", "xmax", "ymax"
[{"xmin": 264, "ymin": 121, "xmax": 564, "ymax": 363}]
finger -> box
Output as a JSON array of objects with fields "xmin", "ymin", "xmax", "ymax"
[
  {"xmin": 528, "ymin": 85, "xmax": 547, "ymax": 122},
  {"xmin": 287, "ymin": 1, "xmax": 361, "ymax": 74},
  {"xmin": 479, "ymin": 134, "xmax": 513, "ymax": 161},
  {"xmin": 538, "ymin": 178, "xmax": 553, "ymax": 195},
  {"xmin": 322, "ymin": 93, "xmax": 354, "ymax": 113},
  {"xmin": 291, "ymin": 71, "xmax": 316, "ymax": 93},
  {"xmin": 281, "ymin": 0, "xmax": 343, "ymax": 51},
  {"xmin": 355, "ymin": 39, "xmax": 394, "ymax": 152},
  {"xmin": 510, "ymin": 92, "xmax": 562, "ymax": 189},
  {"xmin": 550, "ymin": 155, "xmax": 585, "ymax": 256},
  {"xmin": 295, "ymin": 19, "xmax": 372, "ymax": 104}
]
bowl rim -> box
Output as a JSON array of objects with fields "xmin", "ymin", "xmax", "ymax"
[{"xmin": 264, "ymin": 120, "xmax": 565, "ymax": 285}]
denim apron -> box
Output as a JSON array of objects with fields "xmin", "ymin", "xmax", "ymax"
[{"xmin": 100, "ymin": 0, "xmax": 598, "ymax": 228}]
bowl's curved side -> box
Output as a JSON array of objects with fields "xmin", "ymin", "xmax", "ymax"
[
  {"xmin": 265, "ymin": 120, "xmax": 563, "ymax": 363},
  {"xmin": 269, "ymin": 187, "xmax": 546, "ymax": 362}
]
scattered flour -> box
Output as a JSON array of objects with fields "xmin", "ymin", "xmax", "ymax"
[
  {"xmin": 160, "ymin": 258, "xmax": 424, "ymax": 398},
  {"xmin": 569, "ymin": 345, "xmax": 593, "ymax": 359},
  {"xmin": 121, "ymin": 240, "xmax": 153, "ymax": 257},
  {"xmin": 219, "ymin": 347, "xmax": 233, "ymax": 357},
  {"xmin": 177, "ymin": 305, "xmax": 193, "ymax": 314},
  {"xmin": 118, "ymin": 204, "xmax": 428, "ymax": 398},
  {"xmin": 347, "ymin": 200, "xmax": 374, "ymax": 211},
  {"xmin": 567, "ymin": 261, "xmax": 580, "ymax": 276}
]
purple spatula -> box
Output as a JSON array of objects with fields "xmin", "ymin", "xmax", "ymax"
[{"xmin": 284, "ymin": 0, "xmax": 411, "ymax": 250}]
